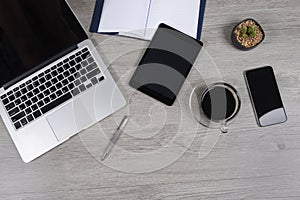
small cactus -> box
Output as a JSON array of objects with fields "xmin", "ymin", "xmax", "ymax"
[
  {"xmin": 240, "ymin": 24, "xmax": 256, "ymax": 38},
  {"xmin": 241, "ymin": 26, "xmax": 247, "ymax": 34}
]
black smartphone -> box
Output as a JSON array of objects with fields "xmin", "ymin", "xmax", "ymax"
[
  {"xmin": 244, "ymin": 66, "xmax": 287, "ymax": 127},
  {"xmin": 129, "ymin": 23, "xmax": 203, "ymax": 106}
]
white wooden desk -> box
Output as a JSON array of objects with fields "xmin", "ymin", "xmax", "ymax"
[{"xmin": 1, "ymin": 0, "xmax": 300, "ymax": 199}]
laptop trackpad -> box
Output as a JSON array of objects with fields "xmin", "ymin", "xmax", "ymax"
[
  {"xmin": 46, "ymin": 90, "xmax": 96, "ymax": 141},
  {"xmin": 46, "ymin": 103, "xmax": 77, "ymax": 141}
]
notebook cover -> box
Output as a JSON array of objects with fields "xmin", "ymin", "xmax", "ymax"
[{"xmin": 89, "ymin": 0, "xmax": 207, "ymax": 40}]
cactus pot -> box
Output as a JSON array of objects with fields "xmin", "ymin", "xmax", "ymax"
[{"xmin": 231, "ymin": 18, "xmax": 265, "ymax": 51}]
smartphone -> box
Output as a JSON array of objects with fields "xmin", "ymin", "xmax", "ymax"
[
  {"xmin": 244, "ymin": 66, "xmax": 287, "ymax": 127},
  {"xmin": 129, "ymin": 23, "xmax": 203, "ymax": 106}
]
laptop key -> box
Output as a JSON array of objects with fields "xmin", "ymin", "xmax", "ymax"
[
  {"xmin": 13, "ymin": 87, "xmax": 19, "ymax": 92},
  {"xmin": 68, "ymin": 83, "xmax": 75, "ymax": 90},
  {"xmin": 63, "ymin": 58, "xmax": 69, "ymax": 63},
  {"xmin": 49, "ymin": 86, "xmax": 56, "ymax": 93},
  {"xmin": 27, "ymin": 114, "xmax": 34, "ymax": 122},
  {"xmin": 20, "ymin": 118, "xmax": 28, "ymax": 126},
  {"xmin": 8, "ymin": 107, "xmax": 20, "ymax": 116},
  {"xmin": 33, "ymin": 81, "xmax": 39, "ymax": 87},
  {"xmin": 86, "ymin": 63, "xmax": 97, "ymax": 72},
  {"xmin": 91, "ymin": 77, "xmax": 98, "ymax": 85},
  {"xmin": 74, "ymin": 80, "xmax": 81, "ymax": 86},
  {"xmin": 33, "ymin": 110, "xmax": 42, "ymax": 118},
  {"xmin": 15, "ymin": 99, "xmax": 21, "ymax": 105},
  {"xmin": 37, "ymin": 101, "xmax": 44, "ymax": 107},
  {"xmin": 68, "ymin": 75, "xmax": 75, "ymax": 82},
  {"xmin": 86, "ymin": 68, "xmax": 101, "ymax": 80},
  {"xmin": 25, "ymin": 107, "xmax": 32, "ymax": 114},
  {"xmin": 80, "ymin": 68, "xmax": 87, "ymax": 75},
  {"xmin": 51, "ymin": 70, "xmax": 58, "ymax": 77},
  {"xmin": 86, "ymin": 83, "xmax": 92, "ymax": 89},
  {"xmin": 50, "ymin": 65, "xmax": 57, "ymax": 70},
  {"xmin": 33, "ymin": 88, "xmax": 40, "ymax": 95},
  {"xmin": 20, "ymin": 95, "xmax": 27, "ymax": 102},
  {"xmin": 40, "ymin": 77, "xmax": 46, "ymax": 83},
  {"xmin": 50, "ymin": 94, "xmax": 56, "ymax": 100},
  {"xmin": 57, "ymin": 74, "xmax": 64, "ymax": 81},
  {"xmin": 87, "ymin": 57, "xmax": 94, "ymax": 64},
  {"xmin": 5, "ymin": 102, "xmax": 15, "ymax": 111},
  {"xmin": 81, "ymin": 52, "xmax": 91, "ymax": 60},
  {"xmin": 80, "ymin": 76, "xmax": 87, "ymax": 83},
  {"xmin": 25, "ymin": 100, "xmax": 32, "ymax": 107},
  {"xmin": 39, "ymin": 85, "xmax": 46, "ymax": 91},
  {"xmin": 27, "ymin": 91, "xmax": 34, "ymax": 98},
  {"xmin": 31, "ymin": 104, "xmax": 38, "ymax": 111},
  {"xmin": 76, "ymin": 51, "xmax": 82, "ymax": 56},
  {"xmin": 32, "ymin": 97, "xmax": 38, "ymax": 103},
  {"xmin": 44, "ymin": 97, "xmax": 50, "ymax": 104},
  {"xmin": 61, "ymin": 86, "xmax": 68, "ymax": 93},
  {"xmin": 62, "ymin": 79, "xmax": 69, "ymax": 86},
  {"xmin": 19, "ymin": 103, "xmax": 26, "ymax": 110},
  {"xmin": 69, "ymin": 60, "xmax": 76, "ymax": 66},
  {"xmin": 57, "ymin": 67, "xmax": 64, "ymax": 73},
  {"xmin": 71, "ymin": 88, "xmax": 80, "ymax": 96},
  {"xmin": 21, "ymin": 88, "xmax": 28, "ymax": 94},
  {"xmin": 27, "ymin": 84, "xmax": 34, "ymax": 91},
  {"xmin": 2, "ymin": 98, "xmax": 9, "ymax": 105},
  {"xmin": 63, "ymin": 71, "xmax": 70, "ymax": 77},
  {"xmin": 45, "ymin": 81, "xmax": 51, "ymax": 87},
  {"xmin": 79, "ymin": 84, "xmax": 86, "ymax": 92},
  {"xmin": 75, "ymin": 57, "xmax": 82, "ymax": 63},
  {"xmin": 14, "ymin": 122, "xmax": 21, "ymax": 130},
  {"xmin": 44, "ymin": 89, "xmax": 50, "ymax": 96},
  {"xmin": 41, "ymin": 92, "xmax": 72, "ymax": 114},
  {"xmin": 37, "ymin": 93, "xmax": 44, "ymax": 100},
  {"xmin": 12, "ymin": 111, "xmax": 25, "ymax": 122},
  {"xmin": 38, "ymin": 72, "xmax": 44, "ymax": 78},
  {"xmin": 8, "ymin": 95, "xmax": 15, "ymax": 101},
  {"xmin": 81, "ymin": 60, "xmax": 88, "ymax": 68},
  {"xmin": 56, "ymin": 90, "xmax": 63, "ymax": 97},
  {"xmin": 51, "ymin": 77, "xmax": 58, "ymax": 84},
  {"xmin": 45, "ymin": 74, "xmax": 52, "ymax": 80},
  {"xmin": 1, "ymin": 94, "xmax": 7, "ymax": 100},
  {"xmin": 7, "ymin": 91, "xmax": 13, "ymax": 96},
  {"xmin": 63, "ymin": 64, "xmax": 70, "ymax": 70}
]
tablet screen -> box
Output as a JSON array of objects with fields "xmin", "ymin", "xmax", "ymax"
[{"xmin": 129, "ymin": 23, "xmax": 202, "ymax": 106}]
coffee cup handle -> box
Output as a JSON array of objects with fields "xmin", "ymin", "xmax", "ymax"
[{"xmin": 220, "ymin": 122, "xmax": 228, "ymax": 134}]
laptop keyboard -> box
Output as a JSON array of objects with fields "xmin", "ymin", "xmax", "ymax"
[{"xmin": 0, "ymin": 47, "xmax": 105, "ymax": 130}]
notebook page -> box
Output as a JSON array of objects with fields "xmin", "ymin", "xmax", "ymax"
[
  {"xmin": 98, "ymin": 0, "xmax": 150, "ymax": 33},
  {"xmin": 144, "ymin": 0, "xmax": 201, "ymax": 40}
]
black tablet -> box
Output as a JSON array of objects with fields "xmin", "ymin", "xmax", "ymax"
[{"xmin": 129, "ymin": 23, "xmax": 203, "ymax": 106}]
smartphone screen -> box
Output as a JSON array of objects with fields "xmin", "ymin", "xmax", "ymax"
[
  {"xmin": 244, "ymin": 66, "xmax": 287, "ymax": 127},
  {"xmin": 129, "ymin": 23, "xmax": 203, "ymax": 106}
]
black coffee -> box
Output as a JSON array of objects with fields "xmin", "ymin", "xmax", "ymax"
[{"xmin": 201, "ymin": 86, "xmax": 237, "ymax": 121}]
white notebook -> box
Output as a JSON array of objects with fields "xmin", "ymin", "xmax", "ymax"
[{"xmin": 94, "ymin": 0, "xmax": 204, "ymax": 40}]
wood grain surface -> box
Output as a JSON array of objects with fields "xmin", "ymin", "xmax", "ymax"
[{"xmin": 1, "ymin": 0, "xmax": 300, "ymax": 199}]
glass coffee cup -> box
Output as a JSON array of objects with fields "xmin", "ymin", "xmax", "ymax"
[{"xmin": 189, "ymin": 82, "xmax": 241, "ymax": 133}]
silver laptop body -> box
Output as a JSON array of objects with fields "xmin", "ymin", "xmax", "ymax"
[{"xmin": 0, "ymin": 1, "xmax": 126, "ymax": 162}]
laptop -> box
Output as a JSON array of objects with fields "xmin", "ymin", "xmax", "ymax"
[{"xmin": 0, "ymin": 0, "xmax": 126, "ymax": 162}]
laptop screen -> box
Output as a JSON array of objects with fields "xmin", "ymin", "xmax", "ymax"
[{"xmin": 0, "ymin": 0, "xmax": 88, "ymax": 88}]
